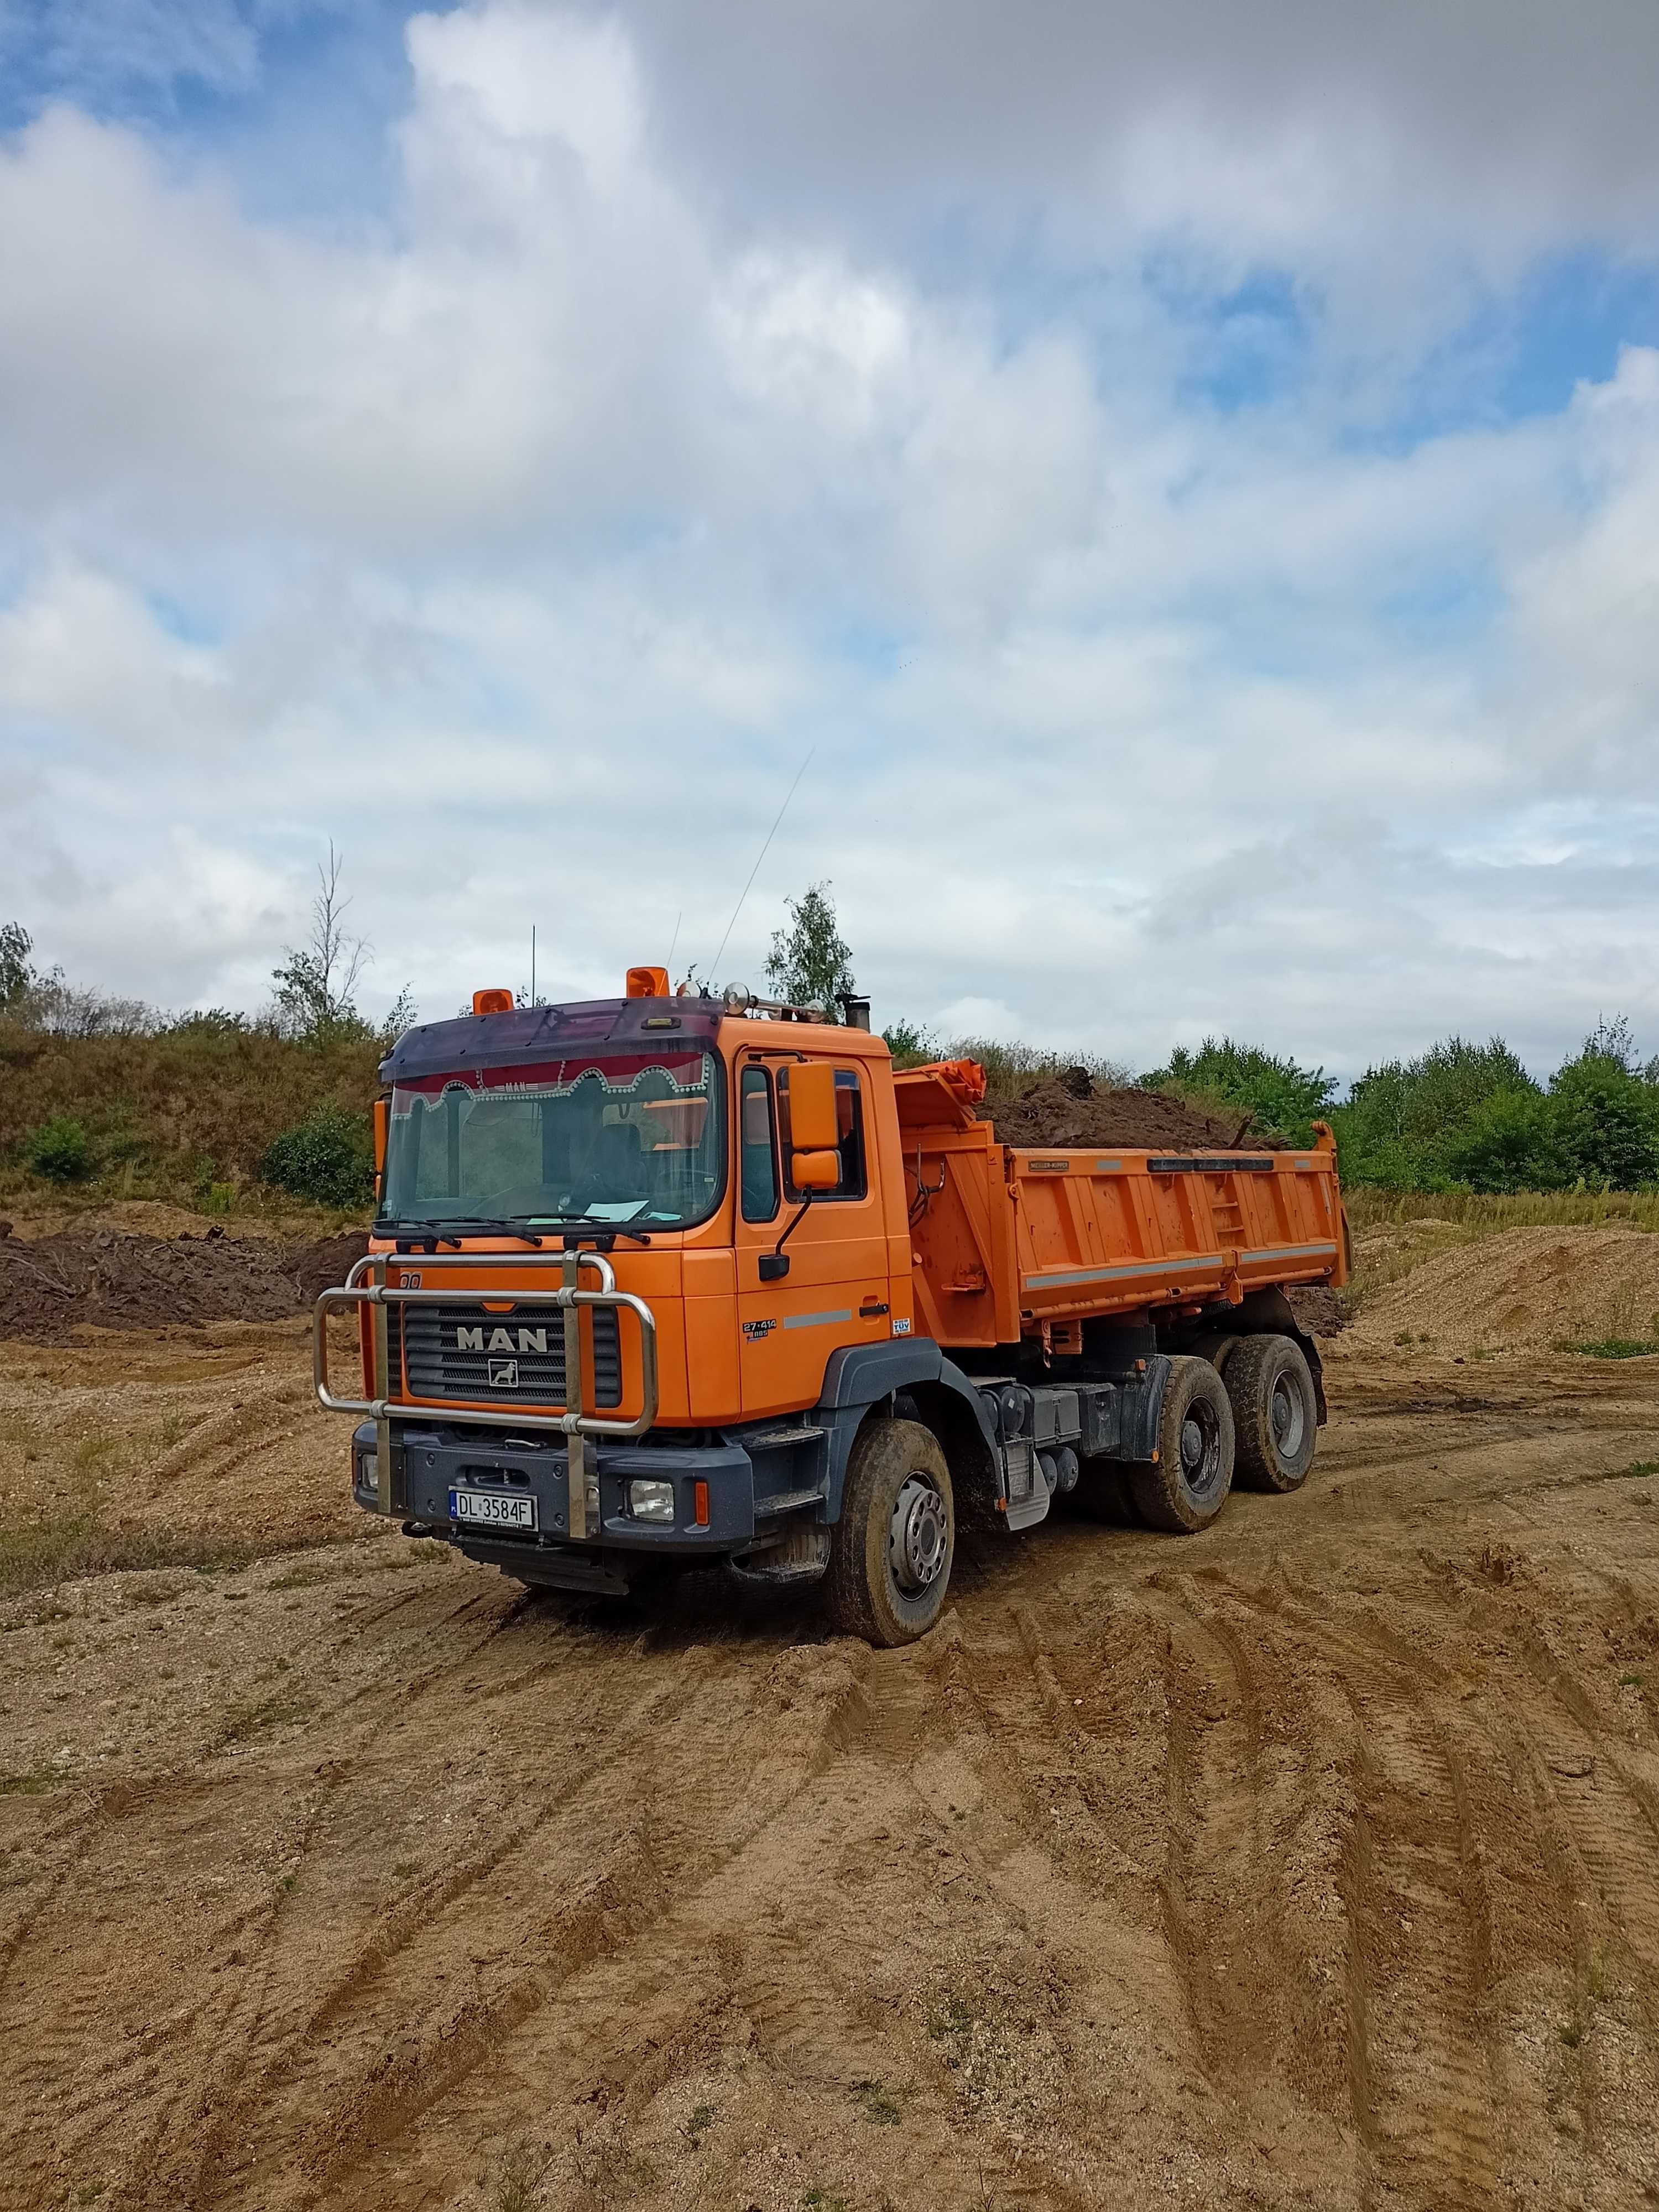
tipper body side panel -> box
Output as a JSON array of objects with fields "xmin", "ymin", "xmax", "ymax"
[{"xmin": 895, "ymin": 1063, "xmax": 1345, "ymax": 1347}]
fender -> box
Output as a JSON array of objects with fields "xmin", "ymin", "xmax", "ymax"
[
  {"xmin": 1230, "ymin": 1287, "xmax": 1328, "ymax": 1423},
  {"xmin": 815, "ymin": 1339, "xmax": 1001, "ymax": 1521}
]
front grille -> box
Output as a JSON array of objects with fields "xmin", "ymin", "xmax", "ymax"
[{"xmin": 399, "ymin": 1303, "xmax": 622, "ymax": 1409}]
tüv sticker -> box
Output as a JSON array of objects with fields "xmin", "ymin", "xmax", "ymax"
[{"xmin": 890, "ymin": 1317, "xmax": 912, "ymax": 1335}]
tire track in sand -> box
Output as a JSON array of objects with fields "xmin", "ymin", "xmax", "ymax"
[{"xmin": 1211, "ymin": 1574, "xmax": 1504, "ymax": 2212}]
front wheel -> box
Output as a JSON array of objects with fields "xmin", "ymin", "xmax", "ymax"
[
  {"xmin": 825, "ymin": 1417, "xmax": 954, "ymax": 1646},
  {"xmin": 1128, "ymin": 1356, "xmax": 1235, "ymax": 1533}
]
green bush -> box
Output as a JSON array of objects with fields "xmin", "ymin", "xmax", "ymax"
[
  {"xmin": 26, "ymin": 1115, "xmax": 92, "ymax": 1181},
  {"xmin": 881, "ymin": 1018, "xmax": 938, "ymax": 1067},
  {"xmin": 1141, "ymin": 1037, "xmax": 1337, "ymax": 1145},
  {"xmin": 1550, "ymin": 1050, "xmax": 1659, "ymax": 1191},
  {"xmin": 1334, "ymin": 1036, "xmax": 1539, "ymax": 1188},
  {"xmin": 259, "ymin": 1111, "xmax": 374, "ymax": 1208},
  {"xmin": 1441, "ymin": 1089, "xmax": 1569, "ymax": 1194}
]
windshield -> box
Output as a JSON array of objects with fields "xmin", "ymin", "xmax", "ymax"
[{"xmin": 379, "ymin": 1048, "xmax": 726, "ymax": 1231}]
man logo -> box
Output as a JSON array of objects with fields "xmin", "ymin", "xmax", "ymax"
[
  {"xmin": 487, "ymin": 1357, "xmax": 520, "ymax": 1389},
  {"xmin": 457, "ymin": 1325, "xmax": 549, "ymax": 1354}
]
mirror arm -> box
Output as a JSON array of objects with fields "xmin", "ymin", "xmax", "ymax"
[
  {"xmin": 772, "ymin": 1193, "xmax": 813, "ymax": 1259},
  {"xmin": 758, "ymin": 1194, "xmax": 813, "ymax": 1282}
]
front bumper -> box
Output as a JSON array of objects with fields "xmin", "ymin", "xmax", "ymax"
[{"xmin": 352, "ymin": 1420, "xmax": 769, "ymax": 1555}]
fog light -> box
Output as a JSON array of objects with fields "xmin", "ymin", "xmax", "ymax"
[
  {"xmin": 356, "ymin": 1451, "xmax": 377, "ymax": 1491},
  {"xmin": 627, "ymin": 1478, "xmax": 675, "ymax": 1524}
]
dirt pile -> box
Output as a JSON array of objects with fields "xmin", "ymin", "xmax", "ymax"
[
  {"xmin": 1286, "ymin": 1282, "xmax": 1347, "ymax": 1338},
  {"xmin": 286, "ymin": 1231, "xmax": 373, "ymax": 1305},
  {"xmin": 978, "ymin": 1073, "xmax": 1282, "ymax": 1151},
  {"xmin": 0, "ymin": 1228, "xmax": 368, "ymax": 1343},
  {"xmin": 1351, "ymin": 1223, "xmax": 1659, "ymax": 1355}
]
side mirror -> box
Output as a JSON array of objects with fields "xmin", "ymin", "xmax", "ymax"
[
  {"xmin": 786, "ymin": 1062, "xmax": 839, "ymax": 1150},
  {"xmin": 372, "ymin": 1097, "xmax": 390, "ymax": 1194},
  {"xmin": 758, "ymin": 1253, "xmax": 790, "ymax": 1281},
  {"xmin": 790, "ymin": 1147, "xmax": 840, "ymax": 1192}
]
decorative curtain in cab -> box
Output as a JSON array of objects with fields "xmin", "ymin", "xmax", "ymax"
[{"xmin": 380, "ymin": 1050, "xmax": 726, "ymax": 1229}]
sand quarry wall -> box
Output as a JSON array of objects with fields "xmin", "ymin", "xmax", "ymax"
[{"xmin": 1349, "ymin": 1223, "xmax": 1659, "ymax": 1355}]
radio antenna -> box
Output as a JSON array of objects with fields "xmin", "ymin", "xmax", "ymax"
[
  {"xmin": 666, "ymin": 908, "xmax": 682, "ymax": 977},
  {"xmin": 706, "ymin": 746, "xmax": 814, "ymax": 985},
  {"xmin": 530, "ymin": 924, "xmax": 536, "ymax": 1005}
]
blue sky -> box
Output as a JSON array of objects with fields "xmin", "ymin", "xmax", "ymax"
[{"xmin": 1, "ymin": 0, "xmax": 1657, "ymax": 1081}]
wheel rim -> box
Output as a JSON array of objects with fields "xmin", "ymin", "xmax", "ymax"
[
  {"xmin": 1269, "ymin": 1373, "xmax": 1306, "ymax": 1460},
  {"xmin": 889, "ymin": 1472, "xmax": 948, "ymax": 1594},
  {"xmin": 1178, "ymin": 1400, "xmax": 1226, "ymax": 1501}
]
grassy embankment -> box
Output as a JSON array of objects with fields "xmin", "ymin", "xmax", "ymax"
[
  {"xmin": 0, "ymin": 1018, "xmax": 379, "ymax": 1229},
  {"xmin": 7, "ymin": 1019, "xmax": 1658, "ymax": 1237}
]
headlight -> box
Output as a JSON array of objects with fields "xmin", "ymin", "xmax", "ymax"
[
  {"xmin": 356, "ymin": 1450, "xmax": 378, "ymax": 1490},
  {"xmin": 627, "ymin": 1478, "xmax": 675, "ymax": 1524}
]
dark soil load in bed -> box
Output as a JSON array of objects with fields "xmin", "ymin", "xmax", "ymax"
[
  {"xmin": 978, "ymin": 1074, "xmax": 1289, "ymax": 1152},
  {"xmin": 0, "ymin": 1229, "xmax": 369, "ymax": 1344},
  {"xmin": 973, "ymin": 1083, "xmax": 1344, "ymax": 1335}
]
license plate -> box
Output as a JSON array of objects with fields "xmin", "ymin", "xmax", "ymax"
[{"xmin": 449, "ymin": 1487, "xmax": 538, "ymax": 1530}]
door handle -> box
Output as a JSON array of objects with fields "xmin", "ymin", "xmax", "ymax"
[{"xmin": 858, "ymin": 1299, "xmax": 889, "ymax": 1317}]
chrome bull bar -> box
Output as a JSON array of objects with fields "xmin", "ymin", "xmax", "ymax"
[{"xmin": 313, "ymin": 1248, "xmax": 659, "ymax": 1540}]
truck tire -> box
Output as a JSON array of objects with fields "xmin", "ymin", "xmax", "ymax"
[
  {"xmin": 825, "ymin": 1417, "xmax": 954, "ymax": 1647},
  {"xmin": 1225, "ymin": 1333, "xmax": 1317, "ymax": 1493},
  {"xmin": 1128, "ymin": 1357, "xmax": 1235, "ymax": 1533}
]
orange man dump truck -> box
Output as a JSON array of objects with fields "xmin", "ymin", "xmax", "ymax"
[{"xmin": 315, "ymin": 969, "xmax": 1348, "ymax": 1644}]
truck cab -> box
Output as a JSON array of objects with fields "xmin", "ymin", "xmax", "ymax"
[{"xmin": 316, "ymin": 972, "xmax": 1344, "ymax": 1644}]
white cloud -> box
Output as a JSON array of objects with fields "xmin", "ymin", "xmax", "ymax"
[
  {"xmin": 0, "ymin": 557, "xmax": 226, "ymax": 748},
  {"xmin": 405, "ymin": 4, "xmax": 644, "ymax": 194},
  {"xmin": 1502, "ymin": 346, "xmax": 1659, "ymax": 774},
  {"xmin": 0, "ymin": 1, "xmax": 1657, "ymax": 1074}
]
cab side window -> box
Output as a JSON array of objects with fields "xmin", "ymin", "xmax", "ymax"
[
  {"xmin": 778, "ymin": 1066, "xmax": 868, "ymax": 1201},
  {"xmin": 739, "ymin": 1066, "xmax": 780, "ymax": 1222}
]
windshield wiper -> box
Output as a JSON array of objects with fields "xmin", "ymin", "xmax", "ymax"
[
  {"xmin": 377, "ymin": 1217, "xmax": 546, "ymax": 1248},
  {"xmin": 523, "ymin": 1214, "xmax": 654, "ymax": 1246}
]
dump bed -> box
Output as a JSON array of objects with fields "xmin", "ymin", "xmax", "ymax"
[{"xmin": 895, "ymin": 1061, "xmax": 1346, "ymax": 1349}]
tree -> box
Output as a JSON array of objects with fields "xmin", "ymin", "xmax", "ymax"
[
  {"xmin": 272, "ymin": 845, "xmax": 368, "ymax": 1041},
  {"xmin": 1582, "ymin": 1013, "xmax": 1640, "ymax": 1074},
  {"xmin": 1335, "ymin": 1035, "xmax": 1538, "ymax": 1187},
  {"xmin": 1141, "ymin": 1037, "xmax": 1337, "ymax": 1145},
  {"xmin": 1442, "ymin": 1089, "xmax": 1569, "ymax": 1193},
  {"xmin": 0, "ymin": 921, "xmax": 150, "ymax": 1035},
  {"xmin": 271, "ymin": 846, "xmax": 415, "ymax": 1046},
  {"xmin": 0, "ymin": 922, "xmax": 33, "ymax": 1009},
  {"xmin": 881, "ymin": 1017, "xmax": 937, "ymax": 1067},
  {"xmin": 765, "ymin": 883, "xmax": 855, "ymax": 1019},
  {"xmin": 1550, "ymin": 1036, "xmax": 1659, "ymax": 1191}
]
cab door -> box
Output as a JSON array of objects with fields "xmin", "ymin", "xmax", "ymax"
[{"xmin": 734, "ymin": 1056, "xmax": 893, "ymax": 1419}]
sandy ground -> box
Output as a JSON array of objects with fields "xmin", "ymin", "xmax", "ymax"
[{"xmin": 5, "ymin": 1255, "xmax": 1659, "ymax": 2209}]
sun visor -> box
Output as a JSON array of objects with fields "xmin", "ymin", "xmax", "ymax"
[{"xmin": 379, "ymin": 997, "xmax": 724, "ymax": 1083}]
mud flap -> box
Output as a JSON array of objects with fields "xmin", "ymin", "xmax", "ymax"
[{"xmin": 1001, "ymin": 1437, "xmax": 1051, "ymax": 1531}]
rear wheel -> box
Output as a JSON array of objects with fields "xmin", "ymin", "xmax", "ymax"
[
  {"xmin": 825, "ymin": 1417, "xmax": 954, "ymax": 1646},
  {"xmin": 1226, "ymin": 1333, "xmax": 1317, "ymax": 1493},
  {"xmin": 1128, "ymin": 1357, "xmax": 1235, "ymax": 1533}
]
